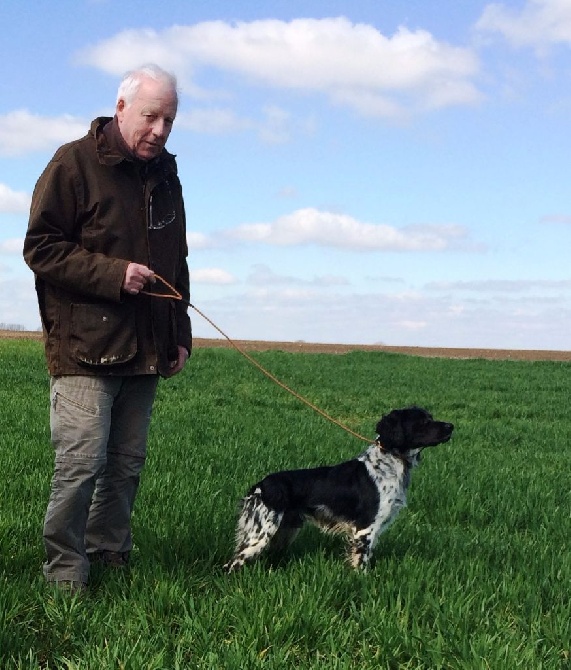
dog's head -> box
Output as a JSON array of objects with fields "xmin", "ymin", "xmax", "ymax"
[{"xmin": 375, "ymin": 406, "xmax": 453, "ymax": 462}]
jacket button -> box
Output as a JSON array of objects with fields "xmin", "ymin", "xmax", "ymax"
[{"xmin": 149, "ymin": 365, "xmax": 155, "ymax": 372}]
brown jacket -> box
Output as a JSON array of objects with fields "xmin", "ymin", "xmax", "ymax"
[{"xmin": 23, "ymin": 117, "xmax": 192, "ymax": 377}]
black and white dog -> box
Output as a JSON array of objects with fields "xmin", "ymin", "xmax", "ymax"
[{"xmin": 224, "ymin": 407, "xmax": 453, "ymax": 572}]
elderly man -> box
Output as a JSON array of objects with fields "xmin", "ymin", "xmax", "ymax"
[{"xmin": 23, "ymin": 64, "xmax": 192, "ymax": 593}]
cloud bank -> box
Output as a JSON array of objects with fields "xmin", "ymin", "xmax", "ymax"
[
  {"xmin": 77, "ymin": 18, "xmax": 482, "ymax": 118},
  {"xmin": 228, "ymin": 208, "xmax": 476, "ymax": 251},
  {"xmin": 0, "ymin": 110, "xmax": 87, "ymax": 157},
  {"xmin": 477, "ymin": 0, "xmax": 571, "ymax": 49},
  {"xmin": 0, "ymin": 185, "xmax": 30, "ymax": 213}
]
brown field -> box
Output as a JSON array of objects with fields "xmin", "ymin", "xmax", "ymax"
[{"xmin": 2, "ymin": 330, "xmax": 570, "ymax": 361}]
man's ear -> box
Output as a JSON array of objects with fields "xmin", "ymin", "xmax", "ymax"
[{"xmin": 116, "ymin": 98, "xmax": 125, "ymax": 116}]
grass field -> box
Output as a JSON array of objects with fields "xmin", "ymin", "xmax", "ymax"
[{"xmin": 1, "ymin": 338, "xmax": 570, "ymax": 669}]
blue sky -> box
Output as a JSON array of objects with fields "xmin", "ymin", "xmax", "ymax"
[{"xmin": 1, "ymin": 0, "xmax": 571, "ymax": 350}]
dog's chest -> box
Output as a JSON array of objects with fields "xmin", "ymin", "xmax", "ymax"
[{"xmin": 358, "ymin": 447, "xmax": 409, "ymax": 509}]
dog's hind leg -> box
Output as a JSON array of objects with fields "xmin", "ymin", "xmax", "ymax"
[
  {"xmin": 223, "ymin": 490, "xmax": 283, "ymax": 573},
  {"xmin": 269, "ymin": 511, "xmax": 303, "ymax": 554}
]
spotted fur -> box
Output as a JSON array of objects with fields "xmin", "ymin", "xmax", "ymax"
[{"xmin": 224, "ymin": 406, "xmax": 453, "ymax": 572}]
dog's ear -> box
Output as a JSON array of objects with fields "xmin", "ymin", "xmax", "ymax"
[{"xmin": 376, "ymin": 410, "xmax": 405, "ymax": 452}]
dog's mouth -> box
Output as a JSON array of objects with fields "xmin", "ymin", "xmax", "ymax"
[
  {"xmin": 442, "ymin": 424, "xmax": 454, "ymax": 441},
  {"xmin": 422, "ymin": 424, "xmax": 454, "ymax": 447}
]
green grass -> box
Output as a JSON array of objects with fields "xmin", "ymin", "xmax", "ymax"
[{"xmin": 1, "ymin": 339, "xmax": 570, "ymax": 668}]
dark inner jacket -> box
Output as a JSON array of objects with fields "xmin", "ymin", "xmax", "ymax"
[{"xmin": 23, "ymin": 116, "xmax": 192, "ymax": 377}]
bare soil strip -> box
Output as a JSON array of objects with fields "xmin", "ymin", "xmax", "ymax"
[{"xmin": 4, "ymin": 330, "xmax": 569, "ymax": 361}]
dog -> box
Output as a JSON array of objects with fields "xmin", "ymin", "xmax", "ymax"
[{"xmin": 223, "ymin": 406, "xmax": 453, "ymax": 572}]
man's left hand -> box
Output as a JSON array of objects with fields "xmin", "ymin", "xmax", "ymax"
[{"xmin": 165, "ymin": 345, "xmax": 189, "ymax": 377}]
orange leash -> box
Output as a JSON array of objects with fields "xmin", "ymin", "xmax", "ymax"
[{"xmin": 142, "ymin": 274, "xmax": 372, "ymax": 443}]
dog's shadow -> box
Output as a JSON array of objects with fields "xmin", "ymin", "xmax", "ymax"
[
  {"xmin": 132, "ymin": 522, "xmax": 349, "ymax": 575},
  {"xmin": 241, "ymin": 526, "xmax": 416, "ymax": 572},
  {"xmin": 264, "ymin": 522, "xmax": 447, "ymax": 572},
  {"xmin": 132, "ymin": 516, "xmax": 436, "ymax": 577}
]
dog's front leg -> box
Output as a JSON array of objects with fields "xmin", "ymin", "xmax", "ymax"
[
  {"xmin": 348, "ymin": 526, "xmax": 376, "ymax": 569},
  {"xmin": 348, "ymin": 499, "xmax": 404, "ymax": 569}
]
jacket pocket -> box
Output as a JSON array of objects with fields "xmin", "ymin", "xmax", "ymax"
[{"xmin": 70, "ymin": 303, "xmax": 137, "ymax": 366}]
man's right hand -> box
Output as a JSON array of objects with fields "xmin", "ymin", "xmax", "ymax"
[{"xmin": 122, "ymin": 263, "xmax": 155, "ymax": 295}]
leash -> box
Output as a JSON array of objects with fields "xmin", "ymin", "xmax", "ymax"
[{"xmin": 141, "ymin": 274, "xmax": 372, "ymax": 444}]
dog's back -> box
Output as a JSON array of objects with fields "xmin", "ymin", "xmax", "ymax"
[{"xmin": 255, "ymin": 460, "xmax": 379, "ymax": 524}]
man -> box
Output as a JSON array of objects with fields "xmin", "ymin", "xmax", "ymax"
[{"xmin": 23, "ymin": 64, "xmax": 192, "ymax": 593}]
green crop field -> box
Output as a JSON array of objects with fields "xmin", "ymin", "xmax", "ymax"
[{"xmin": 1, "ymin": 338, "xmax": 570, "ymax": 669}]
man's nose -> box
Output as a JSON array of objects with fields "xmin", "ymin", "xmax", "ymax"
[{"xmin": 152, "ymin": 119, "xmax": 168, "ymax": 138}]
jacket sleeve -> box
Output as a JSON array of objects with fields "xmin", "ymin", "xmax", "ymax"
[{"xmin": 23, "ymin": 154, "xmax": 128, "ymax": 303}]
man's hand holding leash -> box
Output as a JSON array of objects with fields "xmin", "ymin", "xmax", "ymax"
[{"xmin": 123, "ymin": 262, "xmax": 156, "ymax": 295}]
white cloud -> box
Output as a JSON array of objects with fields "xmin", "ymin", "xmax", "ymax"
[
  {"xmin": 76, "ymin": 27, "xmax": 188, "ymax": 77},
  {"xmin": 76, "ymin": 18, "xmax": 482, "ymax": 118},
  {"xmin": 0, "ymin": 238, "xmax": 24, "ymax": 254},
  {"xmin": 176, "ymin": 108, "xmax": 252, "ymax": 134},
  {"xmin": 276, "ymin": 186, "xmax": 299, "ymax": 200},
  {"xmin": 427, "ymin": 278, "xmax": 571, "ymax": 292},
  {"xmin": 0, "ymin": 110, "xmax": 87, "ymax": 157},
  {"xmin": 229, "ymin": 208, "xmax": 474, "ymax": 252},
  {"xmin": 188, "ymin": 231, "xmax": 218, "ymax": 250},
  {"xmin": 0, "ymin": 275, "xmax": 39, "ymax": 331},
  {"xmin": 247, "ymin": 263, "xmax": 349, "ymax": 287},
  {"xmin": 190, "ymin": 286, "xmax": 571, "ymax": 350},
  {"xmin": 397, "ymin": 320, "xmax": 428, "ymax": 331},
  {"xmin": 0, "ymin": 186, "xmax": 30, "ymax": 213},
  {"xmin": 176, "ymin": 104, "xmax": 302, "ymax": 144},
  {"xmin": 191, "ymin": 267, "xmax": 237, "ymax": 284},
  {"xmin": 258, "ymin": 105, "xmax": 292, "ymax": 144},
  {"xmin": 540, "ymin": 214, "xmax": 571, "ymax": 224},
  {"xmin": 477, "ymin": 0, "xmax": 571, "ymax": 49}
]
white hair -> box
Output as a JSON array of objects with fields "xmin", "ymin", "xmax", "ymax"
[{"xmin": 117, "ymin": 64, "xmax": 178, "ymax": 106}]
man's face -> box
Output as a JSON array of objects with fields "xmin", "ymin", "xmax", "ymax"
[{"xmin": 116, "ymin": 77, "xmax": 178, "ymax": 161}]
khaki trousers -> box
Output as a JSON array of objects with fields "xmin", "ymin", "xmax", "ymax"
[{"xmin": 43, "ymin": 374, "xmax": 159, "ymax": 584}]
